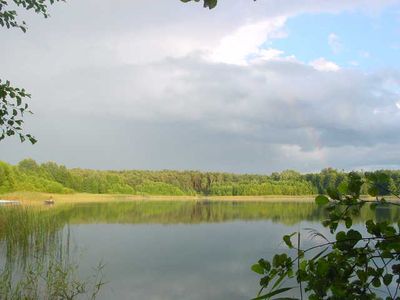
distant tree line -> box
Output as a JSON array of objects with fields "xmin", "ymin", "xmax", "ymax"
[{"xmin": 0, "ymin": 159, "xmax": 399, "ymax": 196}]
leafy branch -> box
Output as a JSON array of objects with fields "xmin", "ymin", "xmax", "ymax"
[
  {"xmin": 0, "ymin": 79, "xmax": 36, "ymax": 143},
  {"xmin": 0, "ymin": 0, "xmax": 64, "ymax": 32},
  {"xmin": 251, "ymin": 172, "xmax": 400, "ymax": 299}
]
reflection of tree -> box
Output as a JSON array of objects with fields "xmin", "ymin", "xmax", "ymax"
[
  {"xmin": 375, "ymin": 205, "xmax": 392, "ymax": 222},
  {"xmin": 53, "ymin": 201, "xmax": 398, "ymax": 226}
]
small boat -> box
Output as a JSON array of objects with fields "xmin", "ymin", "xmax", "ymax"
[
  {"xmin": 0, "ymin": 200, "xmax": 21, "ymax": 206},
  {"xmin": 44, "ymin": 199, "xmax": 55, "ymax": 205}
]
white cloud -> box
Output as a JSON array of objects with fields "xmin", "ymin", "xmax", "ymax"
[
  {"xmin": 208, "ymin": 17, "xmax": 287, "ymax": 65},
  {"xmin": 328, "ymin": 33, "xmax": 343, "ymax": 54},
  {"xmin": 310, "ymin": 58, "xmax": 341, "ymax": 71},
  {"xmin": 257, "ymin": 48, "xmax": 285, "ymax": 61}
]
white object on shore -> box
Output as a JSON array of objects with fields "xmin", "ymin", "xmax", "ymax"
[{"xmin": 0, "ymin": 200, "xmax": 21, "ymax": 205}]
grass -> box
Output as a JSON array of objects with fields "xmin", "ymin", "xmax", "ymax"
[
  {"xmin": 0, "ymin": 206, "xmax": 64, "ymax": 264},
  {"xmin": 0, "ymin": 191, "xmax": 315, "ymax": 206},
  {"xmin": 0, "ymin": 206, "xmax": 106, "ymax": 299}
]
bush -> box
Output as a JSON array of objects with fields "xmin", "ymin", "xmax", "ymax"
[{"xmin": 252, "ymin": 172, "xmax": 400, "ymax": 300}]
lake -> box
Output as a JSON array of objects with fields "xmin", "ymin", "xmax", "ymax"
[{"xmin": 0, "ymin": 201, "xmax": 398, "ymax": 299}]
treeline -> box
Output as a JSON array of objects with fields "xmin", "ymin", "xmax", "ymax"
[{"xmin": 0, "ymin": 159, "xmax": 399, "ymax": 196}]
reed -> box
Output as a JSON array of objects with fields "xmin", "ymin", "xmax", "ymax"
[{"xmin": 0, "ymin": 206, "xmax": 105, "ymax": 299}]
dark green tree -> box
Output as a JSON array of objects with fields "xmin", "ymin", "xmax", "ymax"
[{"xmin": 0, "ymin": 0, "xmax": 63, "ymax": 143}]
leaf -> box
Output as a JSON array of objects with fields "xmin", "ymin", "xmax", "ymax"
[
  {"xmin": 251, "ymin": 263, "xmax": 264, "ymax": 275},
  {"xmin": 315, "ymin": 195, "xmax": 329, "ymax": 205},
  {"xmin": 336, "ymin": 231, "xmax": 346, "ymax": 242},
  {"xmin": 258, "ymin": 259, "xmax": 271, "ymax": 273},
  {"xmin": 283, "ymin": 232, "xmax": 296, "ymax": 249},
  {"xmin": 383, "ymin": 274, "xmax": 393, "ymax": 286},
  {"xmin": 372, "ymin": 277, "xmax": 381, "ymax": 288},
  {"xmin": 345, "ymin": 217, "xmax": 352, "ymax": 229},
  {"xmin": 204, "ymin": 0, "xmax": 217, "ymax": 9}
]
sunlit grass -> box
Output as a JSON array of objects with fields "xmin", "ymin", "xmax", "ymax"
[{"xmin": 0, "ymin": 191, "xmax": 316, "ymax": 206}]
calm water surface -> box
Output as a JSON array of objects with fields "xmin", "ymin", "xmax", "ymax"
[{"xmin": 2, "ymin": 201, "xmax": 398, "ymax": 299}]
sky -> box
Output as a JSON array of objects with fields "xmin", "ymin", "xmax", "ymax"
[{"xmin": 1, "ymin": 0, "xmax": 400, "ymax": 173}]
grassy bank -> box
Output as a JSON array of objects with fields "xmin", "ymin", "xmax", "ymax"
[{"xmin": 0, "ymin": 191, "xmax": 316, "ymax": 205}]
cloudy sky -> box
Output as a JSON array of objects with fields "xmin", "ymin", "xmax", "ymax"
[{"xmin": 1, "ymin": 0, "xmax": 400, "ymax": 173}]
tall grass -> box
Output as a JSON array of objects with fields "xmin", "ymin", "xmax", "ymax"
[{"xmin": 0, "ymin": 206, "xmax": 105, "ymax": 299}]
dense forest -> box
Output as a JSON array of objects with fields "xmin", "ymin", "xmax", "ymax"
[{"xmin": 0, "ymin": 159, "xmax": 399, "ymax": 196}]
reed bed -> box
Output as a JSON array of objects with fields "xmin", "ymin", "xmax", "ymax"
[{"xmin": 0, "ymin": 206, "xmax": 105, "ymax": 299}]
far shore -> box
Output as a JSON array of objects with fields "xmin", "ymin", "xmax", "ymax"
[
  {"xmin": 1, "ymin": 192, "xmax": 392, "ymax": 206},
  {"xmin": 0, "ymin": 191, "xmax": 317, "ymax": 206}
]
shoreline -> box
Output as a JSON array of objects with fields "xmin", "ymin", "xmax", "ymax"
[
  {"xmin": 2, "ymin": 191, "xmax": 393, "ymax": 206},
  {"xmin": 0, "ymin": 191, "xmax": 316, "ymax": 206}
]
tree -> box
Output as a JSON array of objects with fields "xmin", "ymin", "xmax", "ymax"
[
  {"xmin": 0, "ymin": 0, "xmax": 63, "ymax": 143},
  {"xmin": 251, "ymin": 172, "xmax": 400, "ymax": 299}
]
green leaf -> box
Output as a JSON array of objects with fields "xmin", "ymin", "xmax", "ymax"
[
  {"xmin": 283, "ymin": 232, "xmax": 296, "ymax": 249},
  {"xmin": 316, "ymin": 260, "xmax": 329, "ymax": 276},
  {"xmin": 345, "ymin": 217, "xmax": 352, "ymax": 228},
  {"xmin": 336, "ymin": 231, "xmax": 346, "ymax": 241},
  {"xmin": 356, "ymin": 270, "xmax": 367, "ymax": 283},
  {"xmin": 372, "ymin": 277, "xmax": 381, "ymax": 288},
  {"xmin": 383, "ymin": 274, "xmax": 393, "ymax": 286},
  {"xmin": 251, "ymin": 263, "xmax": 264, "ymax": 275},
  {"xmin": 315, "ymin": 195, "xmax": 329, "ymax": 205},
  {"xmin": 258, "ymin": 259, "xmax": 271, "ymax": 273}
]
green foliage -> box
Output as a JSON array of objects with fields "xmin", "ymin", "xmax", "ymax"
[
  {"xmin": 252, "ymin": 172, "xmax": 400, "ymax": 299},
  {"xmin": 0, "ymin": 80, "xmax": 36, "ymax": 143},
  {"xmin": 3, "ymin": 159, "xmax": 400, "ymax": 197},
  {"xmin": 0, "ymin": 159, "xmax": 326, "ymax": 196},
  {"xmin": 0, "ymin": 0, "xmax": 64, "ymax": 32},
  {"xmin": 136, "ymin": 181, "xmax": 185, "ymax": 196},
  {"xmin": 0, "ymin": 161, "xmax": 15, "ymax": 193}
]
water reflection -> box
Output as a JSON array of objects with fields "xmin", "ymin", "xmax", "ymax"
[
  {"xmin": 50, "ymin": 200, "xmax": 398, "ymax": 225},
  {"xmin": 0, "ymin": 201, "xmax": 399, "ymax": 300}
]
